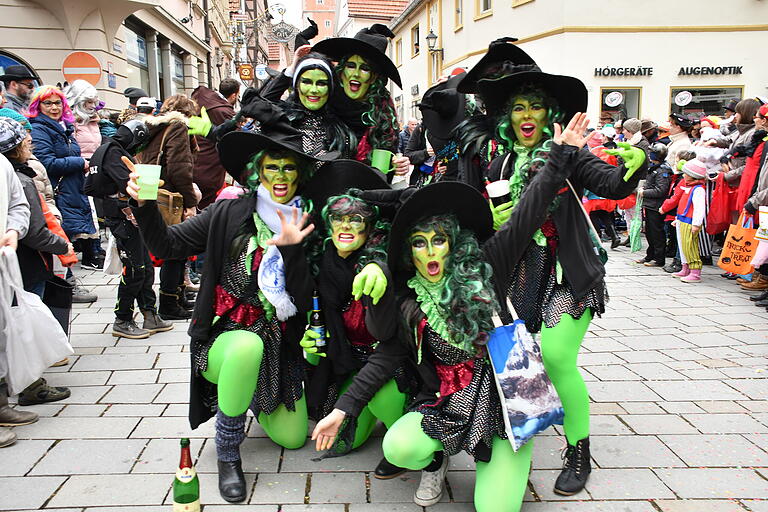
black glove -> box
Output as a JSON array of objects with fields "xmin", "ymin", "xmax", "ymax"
[
  {"xmin": 744, "ymin": 201, "xmax": 758, "ymax": 215},
  {"xmin": 349, "ymin": 187, "xmax": 416, "ymax": 219}
]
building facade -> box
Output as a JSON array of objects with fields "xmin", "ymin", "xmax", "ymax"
[
  {"xmin": 0, "ymin": 0, "xmax": 242, "ymax": 111},
  {"xmin": 389, "ymin": 0, "xmax": 768, "ymax": 124},
  {"xmin": 302, "ymin": 0, "xmax": 337, "ymax": 41},
  {"xmin": 335, "ymin": 0, "xmax": 408, "ymax": 37}
]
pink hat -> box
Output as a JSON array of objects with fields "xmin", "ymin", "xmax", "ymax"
[
  {"xmin": 682, "ymin": 159, "xmax": 707, "ymax": 179},
  {"xmin": 215, "ymin": 185, "xmax": 245, "ymax": 201}
]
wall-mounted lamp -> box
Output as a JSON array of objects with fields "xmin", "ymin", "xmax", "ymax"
[{"xmin": 426, "ymin": 30, "xmax": 443, "ymax": 58}]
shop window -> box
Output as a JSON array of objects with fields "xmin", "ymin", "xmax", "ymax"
[
  {"xmin": 124, "ymin": 26, "xmax": 150, "ymax": 94},
  {"xmin": 475, "ymin": 0, "xmax": 492, "ymax": 19},
  {"xmin": 411, "ymin": 25, "xmax": 420, "ymax": 57},
  {"xmin": 670, "ymin": 86, "xmax": 743, "ymax": 117},
  {"xmin": 600, "ymin": 87, "xmax": 641, "ymax": 124}
]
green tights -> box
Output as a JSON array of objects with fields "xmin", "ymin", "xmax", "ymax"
[
  {"xmin": 383, "ymin": 412, "xmax": 533, "ymax": 512},
  {"xmin": 202, "ymin": 329, "xmax": 308, "ymax": 449},
  {"xmin": 540, "ymin": 312, "xmax": 592, "ymax": 445},
  {"xmin": 337, "ymin": 376, "xmax": 407, "ymax": 450}
]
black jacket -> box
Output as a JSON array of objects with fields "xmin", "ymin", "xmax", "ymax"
[
  {"xmin": 336, "ymin": 142, "xmax": 580, "ymax": 418},
  {"xmin": 486, "ymin": 146, "xmax": 646, "ymax": 302},
  {"xmin": 14, "ymin": 162, "xmax": 69, "ymax": 287},
  {"xmin": 132, "ymin": 196, "xmax": 313, "ymax": 429},
  {"xmin": 642, "ymin": 162, "xmax": 673, "ymax": 211},
  {"xmin": 404, "ymin": 125, "xmax": 460, "ymax": 186}
]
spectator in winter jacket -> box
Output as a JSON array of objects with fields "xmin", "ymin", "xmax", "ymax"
[
  {"xmin": 666, "ymin": 113, "xmax": 693, "ymax": 168},
  {"xmin": 398, "ymin": 117, "xmax": 418, "ymax": 154},
  {"xmin": 0, "ymin": 152, "xmax": 29, "ymax": 250},
  {"xmin": 66, "ymin": 80, "xmax": 103, "ymax": 161},
  {"xmin": 0, "ymin": 65, "xmax": 36, "ymax": 114},
  {"xmin": 28, "ymin": 85, "xmax": 101, "ymax": 269},
  {"xmin": 135, "ymin": 94, "xmax": 199, "ymax": 321},
  {"xmin": 637, "ymin": 143, "xmax": 672, "ymax": 267},
  {"xmin": 723, "ymin": 98, "xmax": 761, "ymax": 189},
  {"xmin": 191, "ymin": 81, "xmax": 237, "ymax": 209},
  {"xmin": 98, "ymin": 110, "xmax": 118, "ymax": 139},
  {"xmin": 0, "ymin": 117, "xmax": 73, "ymax": 406}
]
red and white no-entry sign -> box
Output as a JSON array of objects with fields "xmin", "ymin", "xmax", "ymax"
[{"xmin": 62, "ymin": 52, "xmax": 102, "ymax": 85}]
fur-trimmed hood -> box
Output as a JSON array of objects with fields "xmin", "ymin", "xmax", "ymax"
[{"xmin": 143, "ymin": 110, "xmax": 188, "ymax": 130}]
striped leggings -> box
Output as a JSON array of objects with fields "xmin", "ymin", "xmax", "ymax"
[{"xmin": 677, "ymin": 222, "xmax": 702, "ymax": 270}]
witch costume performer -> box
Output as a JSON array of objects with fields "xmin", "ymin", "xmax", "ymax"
[
  {"xmin": 125, "ymin": 118, "xmax": 338, "ymax": 503},
  {"xmin": 477, "ymin": 65, "xmax": 647, "ymax": 495}
]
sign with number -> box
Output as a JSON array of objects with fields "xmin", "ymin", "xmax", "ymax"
[{"xmin": 62, "ymin": 51, "xmax": 102, "ymax": 85}]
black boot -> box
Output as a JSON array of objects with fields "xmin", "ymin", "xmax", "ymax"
[
  {"xmin": 158, "ymin": 291, "xmax": 192, "ymax": 320},
  {"xmin": 554, "ymin": 438, "xmax": 591, "ymax": 496},
  {"xmin": 374, "ymin": 457, "xmax": 408, "ymax": 480},
  {"xmin": 177, "ymin": 286, "xmax": 195, "ymax": 311},
  {"xmin": 750, "ymin": 290, "xmax": 768, "ymax": 302},
  {"xmin": 217, "ymin": 459, "xmax": 246, "ymax": 502},
  {"xmin": 663, "ymin": 257, "xmax": 682, "ymax": 274}
]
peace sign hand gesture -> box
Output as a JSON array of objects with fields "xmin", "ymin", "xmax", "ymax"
[
  {"xmin": 553, "ymin": 113, "xmax": 591, "ymax": 149},
  {"xmin": 265, "ymin": 207, "xmax": 315, "ymax": 246}
]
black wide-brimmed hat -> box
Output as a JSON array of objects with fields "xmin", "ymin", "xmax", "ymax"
[
  {"xmin": 312, "ymin": 24, "xmax": 401, "ymax": 88},
  {"xmin": 669, "ymin": 112, "xmax": 695, "ymax": 129},
  {"xmin": 304, "ymin": 159, "xmax": 389, "ymax": 212},
  {"xmin": 0, "ymin": 65, "xmax": 36, "ymax": 82},
  {"xmin": 418, "ymin": 72, "xmax": 467, "ymax": 139},
  {"xmin": 477, "ymin": 64, "xmax": 588, "ymax": 122},
  {"xmin": 457, "ymin": 37, "xmax": 536, "ymax": 94},
  {"xmin": 218, "ymin": 100, "xmax": 339, "ymax": 183},
  {"xmin": 387, "ymin": 181, "xmax": 493, "ymax": 280}
]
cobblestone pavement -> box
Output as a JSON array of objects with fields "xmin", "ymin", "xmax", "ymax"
[{"xmin": 1, "ymin": 246, "xmax": 767, "ymax": 511}]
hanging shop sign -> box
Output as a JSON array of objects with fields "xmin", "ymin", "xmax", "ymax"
[
  {"xmin": 594, "ymin": 66, "xmax": 653, "ymax": 77},
  {"xmin": 678, "ymin": 66, "xmax": 743, "ymax": 76},
  {"xmin": 238, "ymin": 64, "xmax": 254, "ymax": 81}
]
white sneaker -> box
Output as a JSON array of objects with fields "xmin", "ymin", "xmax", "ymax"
[{"xmin": 414, "ymin": 454, "xmax": 449, "ymax": 506}]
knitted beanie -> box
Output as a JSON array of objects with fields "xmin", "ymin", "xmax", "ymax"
[
  {"xmin": 0, "ymin": 107, "xmax": 31, "ymax": 131},
  {"xmin": 0, "ymin": 118, "xmax": 27, "ymax": 153},
  {"xmin": 682, "ymin": 159, "xmax": 707, "ymax": 179},
  {"xmin": 623, "ymin": 118, "xmax": 642, "ymax": 134}
]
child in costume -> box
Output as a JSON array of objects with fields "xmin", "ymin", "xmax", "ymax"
[
  {"xmin": 477, "ymin": 65, "xmax": 646, "ymax": 496},
  {"xmin": 125, "ymin": 116, "xmax": 338, "ymax": 503},
  {"xmin": 636, "ymin": 143, "xmax": 673, "ymax": 268}
]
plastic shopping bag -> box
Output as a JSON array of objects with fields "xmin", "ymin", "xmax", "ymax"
[
  {"xmin": 487, "ymin": 303, "xmax": 564, "ymax": 451},
  {"xmin": 103, "ymin": 232, "xmax": 122, "ymax": 275},
  {"xmin": 0, "ymin": 248, "xmax": 73, "ymax": 395},
  {"xmin": 718, "ymin": 213, "xmax": 757, "ymax": 275},
  {"xmin": 706, "ymin": 173, "xmax": 735, "ymax": 235},
  {"xmin": 629, "ymin": 196, "xmax": 643, "ymax": 252}
]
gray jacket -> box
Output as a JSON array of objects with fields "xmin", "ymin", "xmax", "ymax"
[
  {"xmin": 724, "ymin": 125, "xmax": 757, "ymax": 186},
  {"xmin": 1, "ymin": 153, "xmax": 29, "ymax": 238}
]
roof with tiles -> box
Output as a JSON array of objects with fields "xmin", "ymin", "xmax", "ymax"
[{"xmin": 347, "ymin": 0, "xmax": 408, "ymax": 20}]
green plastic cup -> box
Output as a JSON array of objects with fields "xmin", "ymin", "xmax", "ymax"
[
  {"xmin": 370, "ymin": 149, "xmax": 395, "ymax": 174},
  {"xmin": 135, "ymin": 164, "xmax": 161, "ymax": 201}
]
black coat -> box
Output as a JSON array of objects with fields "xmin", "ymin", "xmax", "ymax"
[
  {"xmin": 404, "ymin": 125, "xmax": 459, "ymax": 186},
  {"xmin": 486, "ymin": 146, "xmax": 646, "ymax": 302},
  {"xmin": 336, "ymin": 142, "xmax": 580, "ymax": 417},
  {"xmin": 132, "ymin": 196, "xmax": 313, "ymax": 429},
  {"xmin": 642, "ymin": 162, "xmax": 673, "ymax": 211}
]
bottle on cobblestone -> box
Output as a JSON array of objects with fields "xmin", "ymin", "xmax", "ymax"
[
  {"xmin": 172, "ymin": 438, "xmax": 200, "ymax": 512},
  {"xmin": 310, "ymin": 290, "xmax": 326, "ymax": 354}
]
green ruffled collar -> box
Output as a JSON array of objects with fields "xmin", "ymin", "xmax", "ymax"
[{"xmin": 407, "ymin": 274, "xmax": 474, "ymax": 353}]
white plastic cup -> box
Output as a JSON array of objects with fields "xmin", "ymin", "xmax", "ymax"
[{"xmin": 486, "ymin": 179, "xmax": 511, "ymax": 206}]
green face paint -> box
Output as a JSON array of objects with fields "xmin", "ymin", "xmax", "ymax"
[
  {"xmin": 510, "ymin": 96, "xmax": 549, "ymax": 148},
  {"xmin": 298, "ymin": 69, "xmax": 330, "ymax": 110},
  {"xmin": 259, "ymin": 154, "xmax": 299, "ymax": 204},
  {"xmin": 409, "ymin": 229, "xmax": 450, "ymax": 283},
  {"xmin": 341, "ymin": 55, "xmax": 374, "ymax": 101},
  {"xmin": 329, "ymin": 213, "xmax": 368, "ymax": 257}
]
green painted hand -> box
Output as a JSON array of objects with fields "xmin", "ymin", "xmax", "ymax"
[
  {"xmin": 187, "ymin": 106, "xmax": 212, "ymax": 136},
  {"xmin": 300, "ymin": 329, "xmax": 327, "ymax": 357},
  {"xmin": 352, "ymin": 263, "xmax": 387, "ymax": 304},
  {"xmin": 603, "ymin": 142, "xmax": 646, "ymax": 182},
  {"xmin": 490, "ymin": 200, "xmax": 514, "ymax": 231}
]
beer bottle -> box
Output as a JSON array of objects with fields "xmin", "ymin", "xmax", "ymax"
[
  {"xmin": 172, "ymin": 438, "xmax": 200, "ymax": 512},
  {"xmin": 309, "ymin": 291, "xmax": 326, "ymax": 354}
]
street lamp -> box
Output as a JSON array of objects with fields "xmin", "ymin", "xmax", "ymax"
[{"xmin": 426, "ymin": 29, "xmax": 443, "ymax": 58}]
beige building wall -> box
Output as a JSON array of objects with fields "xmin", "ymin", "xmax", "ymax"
[{"xmin": 390, "ymin": 0, "xmax": 768, "ymax": 123}]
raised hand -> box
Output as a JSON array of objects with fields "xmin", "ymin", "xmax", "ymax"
[
  {"xmin": 265, "ymin": 208, "xmax": 315, "ymax": 246},
  {"xmin": 553, "ymin": 112, "xmax": 590, "ymax": 148},
  {"xmin": 187, "ymin": 106, "xmax": 212, "ymax": 137},
  {"xmin": 352, "ymin": 263, "xmax": 387, "ymax": 304},
  {"xmin": 311, "ymin": 409, "xmax": 346, "ymax": 451}
]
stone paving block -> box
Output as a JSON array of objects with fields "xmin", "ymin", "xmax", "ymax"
[
  {"xmin": 589, "ymin": 381, "xmax": 662, "ymax": 402},
  {"xmin": 589, "ymin": 435, "xmax": 685, "ymax": 468},
  {"xmin": 197, "ymin": 437, "xmax": 280, "ymax": 473},
  {"xmin": 309, "ymin": 472, "xmax": 367, "ymax": 503},
  {"xmin": 282, "ymin": 506, "xmax": 345, "ymax": 512},
  {"xmin": 663, "ymin": 348, "xmax": 706, "ymax": 361},
  {"xmin": 684, "ymin": 413, "xmax": 768, "ymax": 434},
  {"xmin": 13, "ymin": 416, "xmax": 140, "ymax": 440},
  {"xmin": 52, "ymin": 385, "xmax": 111, "ymax": 404},
  {"xmin": 103, "ymin": 404, "xmax": 166, "ymax": 417},
  {"xmin": 249, "ymin": 473, "xmax": 307, "ymax": 504},
  {"xmin": 590, "ymin": 403, "xmax": 626, "ymax": 415},
  {"xmin": 4, "ymin": 403, "xmax": 63, "ymax": 417},
  {"xmin": 725, "ymin": 379, "xmax": 768, "ymax": 400},
  {"xmin": 162, "ymin": 403, "xmax": 188, "ymax": 416},
  {"xmin": 590, "ymin": 415, "xmax": 633, "ymax": 435},
  {"xmin": 531, "ymin": 435, "xmax": 567, "ymax": 470},
  {"xmin": 368, "ymin": 471, "xmax": 426, "ymax": 503},
  {"xmin": 581, "ymin": 337, "xmax": 629, "ymax": 353},
  {"xmin": 158, "ymin": 368, "xmax": 188, "ymax": 382},
  {"xmin": 680, "ymin": 368, "xmax": 727, "ymax": 380},
  {"xmin": 587, "ymin": 365, "xmax": 641, "ymax": 381},
  {"xmin": 204, "ymin": 507, "xmax": 276, "ymax": 512},
  {"xmin": 30, "ymin": 439, "xmax": 146, "ymax": 475},
  {"xmin": 658, "ymin": 402, "xmax": 703, "ymax": 414},
  {"xmin": 586, "ymin": 468, "xmax": 674, "ymax": 499},
  {"xmin": 106, "ymin": 369, "xmax": 160, "ymax": 385},
  {"xmin": 739, "ymin": 400, "xmax": 768, "ymax": 413},
  {"xmin": 741, "ymin": 500, "xmax": 768, "ymax": 512},
  {"xmin": 70, "ymin": 323, "xmax": 109, "ymax": 334},
  {"xmin": 633, "ymin": 316, "xmax": 681, "ymax": 329},
  {"xmin": 523, "ymin": 502, "xmax": 657, "ymax": 512},
  {"xmin": 665, "ymin": 360, "xmax": 705, "ymax": 371},
  {"xmin": 154, "ymin": 351, "xmax": 190, "ymax": 369},
  {"xmin": 58, "ymin": 404, "xmax": 108, "ymax": 417},
  {"xmin": 660, "ymin": 434, "xmax": 768, "ymax": 467},
  {"xmin": 427, "ymin": 504, "xmax": 475, "ymax": 512},
  {"xmin": 618, "ymin": 414, "xmax": 697, "ymax": 435},
  {"xmin": 153, "ymin": 382, "xmax": 188, "ymax": 403},
  {"xmin": 100, "ymin": 383, "xmax": 164, "ymax": 404},
  {"xmin": 679, "ymin": 332, "xmax": 741, "ymax": 348},
  {"xmin": 614, "ymin": 350, "xmax": 673, "ymax": 363},
  {"xmin": 654, "ymin": 499, "xmax": 749, "ymax": 511},
  {"xmin": 654, "ymin": 468, "xmax": 768, "ymax": 499},
  {"xmin": 645, "ymin": 380, "xmax": 746, "ymax": 401},
  {"xmin": 347, "ymin": 504, "xmax": 421, "ymax": 512},
  {"xmin": 708, "ymin": 313, "xmax": 764, "ymax": 326},
  {"xmin": 46, "ymin": 370, "xmax": 111, "ymax": 386},
  {"xmin": 445, "ymin": 471, "xmax": 474, "ymax": 502},
  {"xmin": 592, "ymin": 317, "xmax": 646, "ymax": 330},
  {"xmin": 131, "ymin": 437, "xmax": 201, "ymax": 474},
  {"xmin": 188, "ymin": 471, "xmax": 256, "ymax": 505},
  {"xmin": 625, "ymin": 363, "xmax": 685, "ymax": 381},
  {"xmin": 578, "ymin": 352, "xmax": 625, "ymax": 366},
  {"xmin": 71, "ymin": 353, "xmax": 156, "ymax": 371},
  {"xmin": 281, "ymin": 437, "xmax": 382, "ymax": 472},
  {"xmin": 614, "ymin": 334, "xmax": 690, "ymax": 351},
  {"xmin": 528, "ymin": 469, "xmax": 590, "ymax": 501},
  {"xmin": 721, "ymin": 366, "xmax": 766, "ymax": 378},
  {"xmin": 0, "ymin": 476, "xmax": 66, "ymax": 510},
  {"xmin": 697, "ymin": 358, "xmax": 739, "ymax": 368},
  {"xmin": 102, "ymin": 344, "xmax": 152, "ymax": 354},
  {"xmin": 48, "ymin": 474, "xmax": 170, "ymax": 507},
  {"xmin": 727, "ymin": 330, "xmax": 768, "ymax": 344},
  {"xmin": 0, "ymin": 439, "xmax": 53, "ymax": 476},
  {"xmin": 147, "ymin": 344, "xmax": 184, "ymax": 354},
  {"xmin": 746, "ymin": 433, "xmax": 768, "ymax": 451},
  {"xmin": 619, "ymin": 402, "xmax": 665, "ymax": 414},
  {"xmin": 130, "ymin": 416, "xmax": 216, "ymax": 439}
]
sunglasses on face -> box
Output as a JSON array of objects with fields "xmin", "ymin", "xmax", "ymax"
[{"xmin": 18, "ymin": 82, "xmax": 35, "ymax": 89}]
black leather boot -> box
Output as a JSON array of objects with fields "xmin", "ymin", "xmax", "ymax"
[
  {"xmin": 373, "ymin": 457, "xmax": 407, "ymax": 480},
  {"xmin": 554, "ymin": 437, "xmax": 591, "ymax": 496},
  {"xmin": 750, "ymin": 290, "xmax": 768, "ymax": 302},
  {"xmin": 159, "ymin": 291, "xmax": 192, "ymax": 320},
  {"xmin": 177, "ymin": 286, "xmax": 195, "ymax": 311},
  {"xmin": 217, "ymin": 459, "xmax": 246, "ymax": 502}
]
